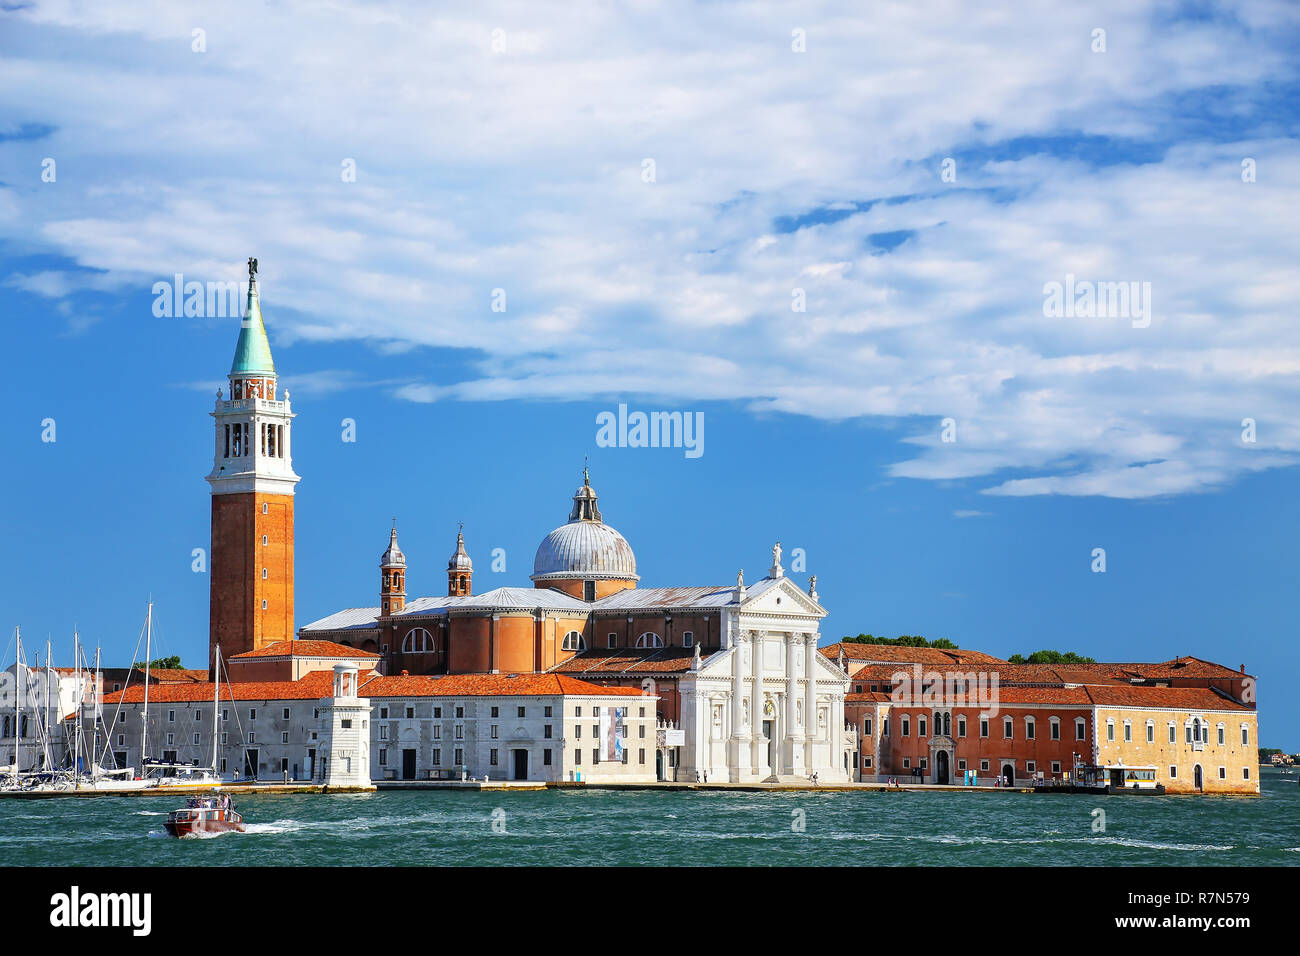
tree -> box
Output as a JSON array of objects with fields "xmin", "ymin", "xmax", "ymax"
[
  {"xmin": 1007, "ymin": 650, "xmax": 1096, "ymax": 665},
  {"xmin": 133, "ymin": 655, "xmax": 183, "ymax": 671},
  {"xmin": 840, "ymin": 633, "xmax": 960, "ymax": 649}
]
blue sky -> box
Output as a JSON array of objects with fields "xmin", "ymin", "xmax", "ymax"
[{"xmin": 1, "ymin": 2, "xmax": 1297, "ymax": 748}]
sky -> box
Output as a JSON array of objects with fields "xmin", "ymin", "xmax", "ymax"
[{"xmin": 0, "ymin": 1, "xmax": 1297, "ymax": 748}]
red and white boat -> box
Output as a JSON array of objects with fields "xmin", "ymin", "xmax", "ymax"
[{"xmin": 164, "ymin": 795, "xmax": 245, "ymax": 837}]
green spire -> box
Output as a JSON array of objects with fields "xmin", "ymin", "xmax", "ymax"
[{"xmin": 230, "ymin": 257, "xmax": 276, "ymax": 377}]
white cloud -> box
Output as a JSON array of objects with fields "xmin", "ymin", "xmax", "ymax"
[{"xmin": 3, "ymin": 0, "xmax": 1299, "ymax": 498}]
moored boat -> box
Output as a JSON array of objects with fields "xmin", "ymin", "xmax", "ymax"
[{"xmin": 164, "ymin": 794, "xmax": 245, "ymax": 837}]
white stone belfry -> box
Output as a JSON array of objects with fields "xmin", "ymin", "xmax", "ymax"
[{"xmin": 318, "ymin": 663, "xmax": 374, "ymax": 789}]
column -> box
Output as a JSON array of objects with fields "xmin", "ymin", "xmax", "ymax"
[
  {"xmin": 803, "ymin": 634, "xmax": 817, "ymax": 771},
  {"xmin": 784, "ymin": 633, "xmax": 799, "ymax": 775},
  {"xmin": 750, "ymin": 631, "xmax": 763, "ymax": 775}
]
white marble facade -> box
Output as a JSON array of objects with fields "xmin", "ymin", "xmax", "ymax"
[{"xmin": 678, "ymin": 571, "xmax": 854, "ymax": 783}]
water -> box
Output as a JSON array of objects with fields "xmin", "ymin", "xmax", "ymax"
[{"xmin": 3, "ymin": 770, "xmax": 1297, "ymax": 866}]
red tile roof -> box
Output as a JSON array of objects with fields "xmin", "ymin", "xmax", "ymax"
[
  {"xmin": 228, "ymin": 640, "xmax": 380, "ymax": 660},
  {"xmin": 360, "ymin": 672, "xmax": 652, "ymax": 698},
  {"xmin": 550, "ymin": 648, "xmax": 698, "ymax": 675},
  {"xmin": 103, "ymin": 670, "xmax": 348, "ymax": 704},
  {"xmin": 820, "ymin": 642, "xmax": 1007, "ymax": 667},
  {"xmin": 1084, "ymin": 685, "xmax": 1253, "ymax": 712}
]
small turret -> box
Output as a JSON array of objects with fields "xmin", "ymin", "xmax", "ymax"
[
  {"xmin": 380, "ymin": 523, "xmax": 406, "ymax": 616},
  {"xmin": 447, "ymin": 523, "xmax": 472, "ymax": 597}
]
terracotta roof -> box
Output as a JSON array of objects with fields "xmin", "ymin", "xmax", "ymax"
[
  {"xmin": 845, "ymin": 691, "xmax": 893, "ymax": 704},
  {"xmin": 359, "ymin": 672, "xmax": 651, "ymax": 698},
  {"xmin": 1085, "ymin": 685, "xmax": 1253, "ymax": 712},
  {"xmin": 820, "ymin": 642, "xmax": 1007, "ymax": 667},
  {"xmin": 148, "ymin": 668, "xmax": 210, "ymax": 684},
  {"xmin": 550, "ymin": 647, "xmax": 699, "ymax": 675},
  {"xmin": 228, "ymin": 640, "xmax": 380, "ymax": 660},
  {"xmin": 103, "ymin": 670, "xmax": 347, "ymax": 704}
]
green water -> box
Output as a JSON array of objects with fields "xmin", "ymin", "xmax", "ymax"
[{"xmin": 3, "ymin": 770, "xmax": 1298, "ymax": 866}]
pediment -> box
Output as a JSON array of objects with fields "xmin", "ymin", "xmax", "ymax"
[{"xmin": 739, "ymin": 576, "xmax": 825, "ymax": 618}]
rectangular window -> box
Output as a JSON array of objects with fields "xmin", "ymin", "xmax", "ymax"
[
  {"xmin": 1169, "ymin": 725, "xmax": 1176, "ymax": 743},
  {"xmin": 1026, "ymin": 721, "xmax": 1035, "ymax": 740},
  {"xmin": 1026, "ymin": 761, "xmax": 1035, "ymax": 772},
  {"xmin": 980, "ymin": 760, "xmax": 989, "ymax": 771},
  {"xmin": 918, "ymin": 718, "xmax": 927, "ymax": 737},
  {"xmin": 544, "ymin": 706, "xmax": 552, "ymax": 718},
  {"xmin": 1243, "ymin": 767, "xmax": 1250, "ymax": 780},
  {"xmin": 455, "ymin": 706, "xmax": 464, "ymax": 719},
  {"xmin": 1218, "ymin": 727, "xmax": 1225, "ymax": 745},
  {"xmin": 341, "ymin": 719, "xmax": 351, "ymax": 729},
  {"xmin": 683, "ymin": 631, "xmax": 694, "ymax": 648},
  {"xmin": 544, "ymin": 725, "xmax": 553, "ymax": 739},
  {"xmin": 490, "ymin": 749, "xmax": 498, "ymax": 766},
  {"xmin": 193, "ymin": 734, "xmax": 200, "ymax": 745},
  {"xmin": 957, "ymin": 760, "xmax": 966, "ymax": 771},
  {"xmin": 432, "ymin": 725, "xmax": 441, "ymax": 740},
  {"xmin": 1051, "ymin": 721, "xmax": 1060, "ymax": 741},
  {"xmin": 491, "ymin": 725, "xmax": 499, "ymax": 739},
  {"xmin": 168, "ymin": 710, "xmax": 175, "ymax": 722},
  {"xmin": 882, "ymin": 717, "xmax": 889, "ymax": 736},
  {"xmin": 380, "ymin": 706, "xmax": 388, "ymax": 719},
  {"xmin": 576, "ymin": 706, "xmax": 582, "ymax": 717},
  {"xmin": 638, "ymin": 748, "xmax": 646, "ymax": 764},
  {"xmin": 166, "ymin": 733, "xmax": 174, "ymax": 745},
  {"xmin": 901, "ymin": 718, "xmax": 910, "ymax": 737},
  {"xmin": 902, "ymin": 758, "xmax": 910, "ymax": 769},
  {"xmin": 1146, "ymin": 724, "xmax": 1154, "ymax": 743},
  {"xmin": 575, "ymin": 749, "xmax": 582, "ymax": 765},
  {"xmin": 433, "ymin": 707, "xmax": 442, "ymax": 719},
  {"xmin": 1077, "ymin": 721, "xmax": 1086, "ymax": 741},
  {"xmin": 282, "ymin": 707, "xmax": 290, "ymax": 720},
  {"xmin": 1108, "ymin": 723, "xmax": 1115, "ymax": 742},
  {"xmin": 432, "ymin": 749, "xmax": 441, "ymax": 766},
  {"xmin": 406, "ymin": 707, "xmax": 415, "ymax": 719},
  {"xmin": 1242, "ymin": 727, "xmax": 1249, "ymax": 746},
  {"xmin": 517, "ymin": 706, "xmax": 525, "ymax": 718},
  {"xmin": 379, "ymin": 726, "xmax": 388, "ymax": 740},
  {"xmin": 454, "ymin": 748, "xmax": 463, "ymax": 765},
  {"xmin": 1004, "ymin": 719, "xmax": 1013, "ymax": 739},
  {"xmin": 980, "ymin": 719, "xmax": 989, "ymax": 738},
  {"xmin": 250, "ymin": 708, "xmax": 256, "ymax": 720},
  {"xmin": 1170, "ymin": 765, "xmax": 1177, "ymax": 778},
  {"xmin": 543, "ymin": 749, "xmax": 552, "ymax": 766},
  {"xmin": 1051, "ymin": 761, "xmax": 1061, "ymax": 773},
  {"xmin": 455, "ymin": 725, "xmax": 463, "ymax": 739},
  {"xmin": 491, "ymin": 706, "xmax": 499, "ymax": 718},
  {"xmin": 1218, "ymin": 766, "xmax": 1226, "ymax": 779},
  {"xmin": 575, "ymin": 725, "xmax": 582, "ymax": 739},
  {"xmin": 608, "ymin": 633, "xmax": 617, "ymax": 648},
  {"xmin": 196, "ymin": 710, "xmax": 202, "ymax": 722},
  {"xmin": 379, "ymin": 749, "xmax": 387, "ymax": 766},
  {"xmin": 958, "ymin": 717, "xmax": 966, "ymax": 738},
  {"xmin": 1123, "ymin": 723, "xmax": 1131, "ymax": 742},
  {"xmin": 864, "ymin": 757, "xmax": 873, "ymax": 768},
  {"xmin": 593, "ymin": 748, "xmax": 599, "ymax": 764},
  {"xmin": 864, "ymin": 718, "xmax": 873, "ymax": 737}
]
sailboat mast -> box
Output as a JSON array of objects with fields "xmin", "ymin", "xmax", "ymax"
[
  {"xmin": 211, "ymin": 645, "xmax": 221, "ymax": 774},
  {"xmin": 93, "ymin": 645, "xmax": 102, "ymax": 783},
  {"xmin": 44, "ymin": 639, "xmax": 53, "ymax": 772},
  {"xmin": 13, "ymin": 628, "xmax": 22, "ymax": 776},
  {"xmin": 141, "ymin": 602, "xmax": 152, "ymax": 769},
  {"xmin": 73, "ymin": 630, "xmax": 81, "ymax": 786}
]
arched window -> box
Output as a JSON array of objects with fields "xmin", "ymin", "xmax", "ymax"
[
  {"xmin": 402, "ymin": 628, "xmax": 434, "ymax": 653},
  {"xmin": 1025, "ymin": 716, "xmax": 1036, "ymax": 740},
  {"xmin": 562, "ymin": 631, "xmax": 585, "ymax": 652},
  {"xmin": 1049, "ymin": 716, "xmax": 1061, "ymax": 740},
  {"xmin": 635, "ymin": 632, "xmax": 663, "ymax": 649}
]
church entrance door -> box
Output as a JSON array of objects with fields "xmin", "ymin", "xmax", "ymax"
[{"xmin": 936, "ymin": 750, "xmax": 950, "ymax": 785}]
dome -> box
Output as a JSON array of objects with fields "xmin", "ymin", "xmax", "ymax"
[
  {"xmin": 447, "ymin": 528, "xmax": 472, "ymax": 571},
  {"xmin": 380, "ymin": 526, "xmax": 405, "ymax": 567},
  {"xmin": 531, "ymin": 470, "xmax": 638, "ymax": 583}
]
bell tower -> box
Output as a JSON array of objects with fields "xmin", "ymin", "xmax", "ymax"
[
  {"xmin": 206, "ymin": 258, "xmax": 300, "ymax": 672},
  {"xmin": 447, "ymin": 524, "xmax": 472, "ymax": 596},
  {"xmin": 380, "ymin": 523, "xmax": 406, "ymax": 616}
]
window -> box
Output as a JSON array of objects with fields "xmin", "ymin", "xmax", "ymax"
[
  {"xmin": 455, "ymin": 725, "xmax": 463, "ymax": 739},
  {"xmin": 282, "ymin": 707, "xmax": 290, "ymax": 720},
  {"xmin": 635, "ymin": 632, "xmax": 663, "ymax": 649},
  {"xmin": 864, "ymin": 757, "xmax": 873, "ymax": 768},
  {"xmin": 1076, "ymin": 718, "xmax": 1086, "ymax": 741},
  {"xmin": 248, "ymin": 732, "xmax": 256, "ymax": 743},
  {"xmin": 380, "ymin": 726, "xmax": 388, "ymax": 740},
  {"xmin": 901, "ymin": 717, "xmax": 910, "ymax": 737},
  {"xmin": 1146, "ymin": 721, "xmax": 1154, "ymax": 743},
  {"xmin": 490, "ymin": 749, "xmax": 498, "ymax": 766},
  {"xmin": 262, "ymin": 535, "xmax": 268, "ymax": 546},
  {"xmin": 902, "ymin": 758, "xmax": 910, "ymax": 769},
  {"xmin": 1050, "ymin": 718, "xmax": 1060, "ymax": 741},
  {"xmin": 543, "ymin": 749, "xmax": 552, "ymax": 766},
  {"xmin": 455, "ymin": 706, "xmax": 464, "ymax": 718},
  {"xmin": 575, "ymin": 749, "xmax": 582, "ymax": 765},
  {"xmin": 918, "ymin": 717, "xmax": 927, "ymax": 737},
  {"xmin": 592, "ymin": 748, "xmax": 599, "ymax": 763},
  {"xmin": 608, "ymin": 633, "xmax": 617, "ymax": 648},
  {"xmin": 193, "ymin": 734, "xmax": 200, "ymax": 745},
  {"xmin": 1217, "ymin": 724, "xmax": 1225, "ymax": 745},
  {"xmin": 432, "ymin": 750, "xmax": 441, "ymax": 766},
  {"xmin": 980, "ymin": 719, "xmax": 989, "ymax": 738},
  {"xmin": 1170, "ymin": 765, "xmax": 1177, "ymax": 778},
  {"xmin": 958, "ymin": 717, "xmax": 966, "ymax": 738},
  {"xmin": 1107, "ymin": 720, "xmax": 1115, "ymax": 742},
  {"xmin": 341, "ymin": 720, "xmax": 351, "ymax": 729},
  {"xmin": 1218, "ymin": 766, "xmax": 1226, "ymax": 779},
  {"xmin": 1004, "ymin": 718, "xmax": 1013, "ymax": 739},
  {"xmin": 544, "ymin": 725, "xmax": 553, "ymax": 739},
  {"xmin": 490, "ymin": 706, "xmax": 499, "ymax": 718},
  {"xmin": 434, "ymin": 707, "xmax": 442, "ymax": 718},
  {"xmin": 433, "ymin": 726, "xmax": 441, "ymax": 739},
  {"xmin": 583, "ymin": 580, "xmax": 595, "ymax": 601},
  {"xmin": 1123, "ymin": 721, "xmax": 1131, "ymax": 742},
  {"xmin": 562, "ymin": 631, "xmax": 585, "ymax": 652},
  {"xmin": 1241, "ymin": 726, "xmax": 1250, "ymax": 746},
  {"xmin": 682, "ymin": 631, "xmax": 694, "ymax": 648},
  {"xmin": 491, "ymin": 725, "xmax": 499, "ymax": 739},
  {"xmin": 1243, "ymin": 767, "xmax": 1250, "ymax": 780},
  {"xmin": 1025, "ymin": 718, "xmax": 1035, "ymax": 740},
  {"xmin": 262, "ymin": 568, "xmax": 268, "ymax": 579},
  {"xmin": 261, "ymin": 600, "xmax": 267, "ymax": 610},
  {"xmin": 262, "ymin": 502, "xmax": 268, "ymax": 514},
  {"xmin": 575, "ymin": 725, "xmax": 582, "ymax": 739},
  {"xmin": 281, "ymin": 732, "xmax": 288, "ymax": 743},
  {"xmin": 882, "ymin": 717, "xmax": 889, "ymax": 736},
  {"xmin": 166, "ymin": 733, "xmax": 174, "ymax": 745},
  {"xmin": 195, "ymin": 710, "xmax": 202, "ymax": 722},
  {"xmin": 517, "ymin": 707, "xmax": 525, "ymax": 718},
  {"xmin": 575, "ymin": 706, "xmax": 582, "ymax": 717},
  {"xmin": 380, "ymin": 707, "xmax": 388, "ymax": 719},
  {"xmin": 863, "ymin": 718, "xmax": 872, "ymax": 737},
  {"xmin": 168, "ymin": 710, "xmax": 175, "ymax": 722},
  {"xmin": 454, "ymin": 748, "xmax": 463, "ymax": 765},
  {"xmin": 403, "ymin": 628, "xmax": 434, "ymax": 653},
  {"xmin": 980, "ymin": 760, "xmax": 989, "ymax": 771},
  {"xmin": 1051, "ymin": 761, "xmax": 1061, "ymax": 773},
  {"xmin": 379, "ymin": 749, "xmax": 387, "ymax": 766},
  {"xmin": 250, "ymin": 708, "xmax": 257, "ymax": 720},
  {"xmin": 1169, "ymin": 723, "xmax": 1176, "ymax": 743},
  {"xmin": 1026, "ymin": 761, "xmax": 1035, "ymax": 773}
]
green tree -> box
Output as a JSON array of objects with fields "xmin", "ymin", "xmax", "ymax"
[
  {"xmin": 1007, "ymin": 650, "xmax": 1096, "ymax": 665},
  {"xmin": 133, "ymin": 655, "xmax": 183, "ymax": 671},
  {"xmin": 840, "ymin": 633, "xmax": 960, "ymax": 649}
]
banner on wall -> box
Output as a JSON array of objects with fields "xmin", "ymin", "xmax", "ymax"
[{"xmin": 599, "ymin": 707, "xmax": 624, "ymax": 762}]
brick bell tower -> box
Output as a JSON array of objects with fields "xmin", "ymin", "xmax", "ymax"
[{"xmin": 206, "ymin": 258, "xmax": 300, "ymax": 673}]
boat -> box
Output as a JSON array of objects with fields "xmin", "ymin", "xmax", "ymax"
[
  {"xmin": 164, "ymin": 794, "xmax": 245, "ymax": 837},
  {"xmin": 1035, "ymin": 764, "xmax": 1166, "ymax": 795}
]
